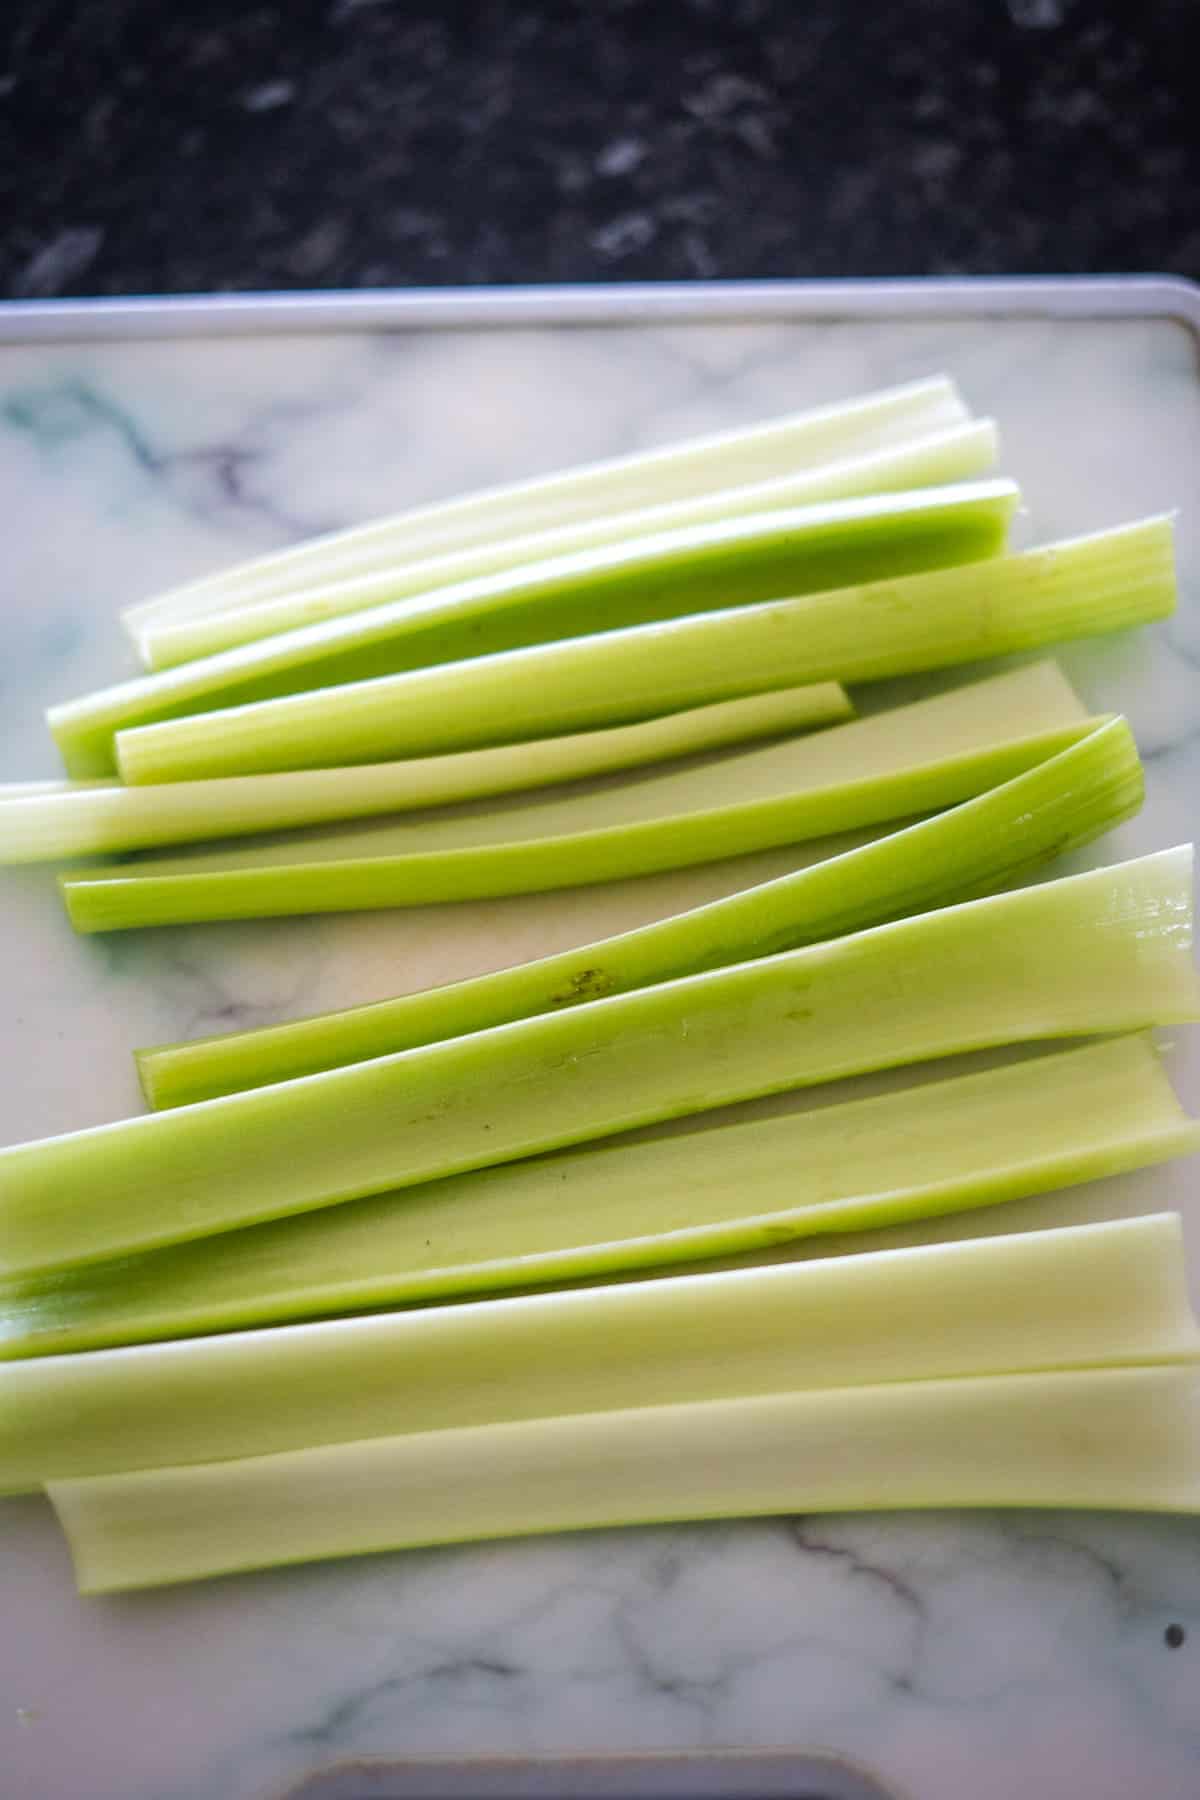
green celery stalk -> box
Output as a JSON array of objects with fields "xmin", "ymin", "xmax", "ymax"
[
  {"xmin": 51, "ymin": 481, "xmax": 1017, "ymax": 778},
  {"xmin": 3, "ymin": 1215, "xmax": 1194, "ymax": 1494},
  {"xmin": 63, "ymin": 681, "xmax": 1101, "ymax": 930},
  {"xmin": 120, "ymin": 375, "xmax": 971, "ymax": 645},
  {"xmin": 6, "ymin": 1038, "xmax": 1194, "ymax": 1357},
  {"xmin": 114, "ymin": 515, "xmax": 1171, "ymax": 785},
  {"xmin": 4, "ymin": 846, "xmax": 1197, "ymax": 1278},
  {"xmin": 50, "ymin": 1361, "xmax": 1200, "ymax": 1592},
  {"xmin": 0, "ymin": 686, "xmax": 850, "ymax": 864},
  {"xmin": 140, "ymin": 419, "xmax": 998, "ymax": 669},
  {"xmin": 134, "ymin": 707, "xmax": 1144, "ymax": 1109}
]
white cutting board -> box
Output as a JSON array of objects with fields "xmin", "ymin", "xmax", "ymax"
[{"xmin": 2, "ymin": 280, "xmax": 1199, "ymax": 1800}]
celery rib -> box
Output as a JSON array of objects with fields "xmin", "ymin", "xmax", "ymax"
[
  {"xmin": 51, "ymin": 481, "xmax": 1017, "ymax": 778},
  {"xmin": 114, "ymin": 514, "xmax": 1171, "ymax": 786},
  {"xmin": 134, "ymin": 706, "xmax": 1143, "ymax": 1109},
  {"xmin": 120, "ymin": 375, "xmax": 971, "ymax": 645},
  {"xmin": 3, "ymin": 847, "xmax": 1197, "ymax": 1279},
  {"xmin": 63, "ymin": 657, "xmax": 1098, "ymax": 929},
  {"xmin": 0, "ymin": 686, "xmax": 850, "ymax": 864},
  {"xmin": 3, "ymin": 1216, "xmax": 1195, "ymax": 1495},
  {"xmin": 66, "ymin": 726, "xmax": 1101, "ymax": 932},
  {"xmin": 51, "ymin": 1362, "xmax": 1200, "ymax": 1593},
  {"xmin": 140, "ymin": 419, "xmax": 998, "ymax": 668},
  {"xmin": 7, "ymin": 1037, "xmax": 1194, "ymax": 1358}
]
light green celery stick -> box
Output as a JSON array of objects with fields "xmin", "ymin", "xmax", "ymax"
[
  {"xmin": 120, "ymin": 375, "xmax": 970, "ymax": 643},
  {"xmin": 2, "ymin": 1215, "xmax": 1195, "ymax": 1494},
  {"xmin": 51, "ymin": 1362, "xmax": 1200, "ymax": 1593},
  {"xmin": 0, "ymin": 686, "xmax": 850, "ymax": 864},
  {"xmin": 0, "ymin": 780, "xmax": 108, "ymax": 797},
  {"xmin": 64, "ymin": 710, "xmax": 1101, "ymax": 930},
  {"xmin": 134, "ymin": 709, "xmax": 1142, "ymax": 1109},
  {"xmin": 141, "ymin": 419, "xmax": 999, "ymax": 668},
  {"xmin": 5, "ymin": 846, "xmax": 1199, "ymax": 1278},
  {"xmin": 7, "ymin": 1038, "xmax": 1194, "ymax": 1358},
  {"xmin": 52, "ymin": 481, "xmax": 1016, "ymax": 778},
  {"xmin": 71, "ymin": 659, "xmax": 1097, "ymax": 930},
  {"xmin": 114, "ymin": 514, "xmax": 1172, "ymax": 785}
]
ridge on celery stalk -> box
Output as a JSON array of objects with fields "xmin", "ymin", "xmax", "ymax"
[{"xmin": 3, "ymin": 846, "xmax": 1197, "ymax": 1278}]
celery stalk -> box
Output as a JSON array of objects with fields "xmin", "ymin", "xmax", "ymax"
[
  {"xmin": 135, "ymin": 707, "xmax": 1143, "ymax": 1109},
  {"xmin": 140, "ymin": 419, "xmax": 998, "ymax": 669},
  {"xmin": 51, "ymin": 1361, "xmax": 1200, "ymax": 1593},
  {"xmin": 0, "ymin": 780, "xmax": 107, "ymax": 797},
  {"xmin": 0, "ymin": 686, "xmax": 850, "ymax": 864},
  {"xmin": 7, "ymin": 1038, "xmax": 1194, "ymax": 1357},
  {"xmin": 64, "ymin": 708, "xmax": 1102, "ymax": 931},
  {"xmin": 4, "ymin": 847, "xmax": 1197, "ymax": 1279},
  {"xmin": 51, "ymin": 482, "xmax": 1016, "ymax": 778},
  {"xmin": 3, "ymin": 1216, "xmax": 1195, "ymax": 1496},
  {"xmin": 113, "ymin": 515, "xmax": 1172, "ymax": 785},
  {"xmin": 120, "ymin": 376, "xmax": 971, "ymax": 644}
]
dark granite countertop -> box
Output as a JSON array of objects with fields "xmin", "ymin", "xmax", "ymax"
[{"xmin": 0, "ymin": 0, "xmax": 1195, "ymax": 299}]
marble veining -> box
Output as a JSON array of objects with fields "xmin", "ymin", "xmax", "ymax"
[{"xmin": 2, "ymin": 300, "xmax": 1200, "ymax": 1800}]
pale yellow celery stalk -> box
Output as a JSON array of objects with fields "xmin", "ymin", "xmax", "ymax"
[
  {"xmin": 3, "ymin": 1216, "xmax": 1195, "ymax": 1493},
  {"xmin": 112, "ymin": 514, "xmax": 1171, "ymax": 786},
  {"xmin": 141, "ymin": 418, "xmax": 998, "ymax": 668},
  {"xmin": 4, "ymin": 1039, "xmax": 1195, "ymax": 1359},
  {"xmin": 51, "ymin": 1364, "xmax": 1200, "ymax": 1593},
  {"xmin": 2, "ymin": 847, "xmax": 1197, "ymax": 1279},
  {"xmin": 120, "ymin": 375, "xmax": 970, "ymax": 644},
  {"xmin": 0, "ymin": 686, "xmax": 850, "ymax": 864}
]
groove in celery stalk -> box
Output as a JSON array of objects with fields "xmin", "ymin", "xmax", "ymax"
[
  {"xmin": 5, "ymin": 1038, "xmax": 1194, "ymax": 1358},
  {"xmin": 113, "ymin": 514, "xmax": 1173, "ymax": 785},
  {"xmin": 134, "ymin": 707, "xmax": 1143, "ymax": 1109},
  {"xmin": 2, "ymin": 1216, "xmax": 1195, "ymax": 1495},
  {"xmin": 0, "ymin": 685, "xmax": 851, "ymax": 864},
  {"xmin": 119, "ymin": 375, "xmax": 972, "ymax": 643},
  {"xmin": 4, "ymin": 846, "xmax": 1199, "ymax": 1278},
  {"xmin": 51, "ymin": 1363, "xmax": 1200, "ymax": 1593},
  {"xmin": 63, "ymin": 720, "xmax": 1108, "ymax": 928},
  {"xmin": 141, "ymin": 419, "xmax": 999, "ymax": 668},
  {"xmin": 51, "ymin": 481, "xmax": 1017, "ymax": 777}
]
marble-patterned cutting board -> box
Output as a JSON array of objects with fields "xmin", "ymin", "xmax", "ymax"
[{"xmin": 2, "ymin": 280, "xmax": 1199, "ymax": 1800}]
